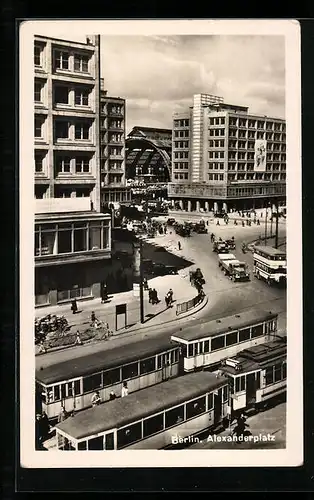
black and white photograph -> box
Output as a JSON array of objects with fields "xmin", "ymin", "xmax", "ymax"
[{"xmin": 20, "ymin": 19, "xmax": 302, "ymax": 468}]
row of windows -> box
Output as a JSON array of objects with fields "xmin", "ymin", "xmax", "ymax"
[
  {"xmin": 229, "ymin": 130, "xmax": 285, "ymax": 141},
  {"xmin": 229, "ymin": 118, "xmax": 285, "ymax": 131},
  {"xmin": 208, "ymin": 173, "xmax": 224, "ymax": 181},
  {"xmin": 34, "ymin": 186, "xmax": 91, "ymax": 200},
  {"xmin": 209, "ymin": 140, "xmax": 225, "ymax": 148},
  {"xmin": 174, "ymin": 130, "xmax": 189, "ymax": 138},
  {"xmin": 174, "ymin": 151, "xmax": 189, "ymax": 159},
  {"xmin": 174, "ymin": 119, "xmax": 189, "ymax": 127},
  {"xmin": 265, "ymin": 362, "xmax": 287, "ymax": 386},
  {"xmin": 101, "ymin": 105, "xmax": 123, "ymax": 115},
  {"xmin": 208, "ymin": 163, "xmax": 224, "ymax": 170},
  {"xmin": 227, "ymin": 163, "xmax": 286, "ymax": 171},
  {"xmin": 209, "ymin": 117, "xmax": 225, "ymax": 125},
  {"xmin": 35, "ymin": 45, "xmax": 92, "ymax": 74},
  {"xmin": 209, "ymin": 128, "xmax": 225, "ymax": 137},
  {"xmin": 181, "ymin": 321, "xmax": 276, "ymax": 357},
  {"xmin": 108, "ymin": 133, "xmax": 123, "ymax": 143},
  {"xmin": 35, "ymin": 84, "xmax": 93, "ymax": 107},
  {"xmin": 173, "ymin": 141, "xmax": 189, "ymax": 149},
  {"xmin": 174, "ymin": 173, "xmax": 189, "ymax": 180},
  {"xmin": 229, "ymin": 141, "xmax": 286, "ymax": 152},
  {"xmin": 209, "ymin": 151, "xmax": 224, "ymax": 159},
  {"xmin": 254, "ymin": 250, "xmax": 286, "ymax": 261},
  {"xmin": 228, "ymin": 173, "xmax": 286, "ymax": 181},
  {"xmin": 35, "ymin": 154, "xmax": 94, "ymax": 175},
  {"xmin": 227, "ymin": 185, "xmax": 285, "ymax": 197},
  {"xmin": 42, "ymin": 351, "xmax": 179, "ymax": 403},
  {"xmin": 173, "ymin": 162, "xmax": 189, "ymax": 170},
  {"xmin": 254, "ymin": 262, "xmax": 287, "ymax": 275},
  {"xmin": 35, "ymin": 117, "xmax": 94, "ymax": 142},
  {"xmin": 35, "ymin": 221, "xmax": 109, "ymax": 257},
  {"xmin": 234, "ymin": 372, "xmax": 260, "ymax": 392}
]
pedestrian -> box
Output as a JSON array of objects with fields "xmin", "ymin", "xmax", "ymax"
[
  {"xmin": 206, "ymin": 220, "xmax": 209, "ymax": 226},
  {"xmin": 58, "ymin": 405, "xmax": 67, "ymax": 423},
  {"xmin": 216, "ymin": 219, "xmax": 220, "ymax": 226},
  {"xmin": 143, "ymin": 277, "xmax": 148, "ymax": 290},
  {"xmin": 91, "ymin": 311, "xmax": 96, "ymax": 325},
  {"xmin": 101, "ymin": 283, "xmax": 108, "ymax": 303},
  {"xmin": 148, "ymin": 288, "xmax": 153, "ymax": 304},
  {"xmin": 178, "ymin": 241, "xmax": 181, "ymax": 250},
  {"xmin": 257, "ymin": 219, "xmax": 260, "ymax": 226},
  {"xmin": 91, "ymin": 391, "xmax": 101, "ymax": 407},
  {"xmin": 121, "ymin": 381, "xmax": 128, "ymax": 397},
  {"xmin": 40, "ymin": 412, "xmax": 50, "ymax": 441},
  {"xmin": 71, "ymin": 299, "xmax": 78, "ymax": 314},
  {"xmin": 75, "ymin": 330, "xmax": 82, "ymax": 345},
  {"xmin": 152, "ymin": 288, "xmax": 159, "ymax": 304},
  {"xmin": 109, "ymin": 391, "xmax": 117, "ymax": 401}
]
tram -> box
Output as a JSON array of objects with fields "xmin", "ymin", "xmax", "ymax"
[
  {"xmin": 54, "ymin": 371, "xmax": 229, "ymax": 450},
  {"xmin": 253, "ymin": 246, "xmax": 286, "ymax": 285},
  {"xmin": 171, "ymin": 308, "xmax": 278, "ymax": 373},
  {"xmin": 36, "ymin": 336, "xmax": 182, "ymax": 423},
  {"xmin": 216, "ymin": 336, "xmax": 287, "ymax": 417}
]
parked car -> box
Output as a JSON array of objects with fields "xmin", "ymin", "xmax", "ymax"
[{"xmin": 151, "ymin": 263, "xmax": 178, "ymax": 276}]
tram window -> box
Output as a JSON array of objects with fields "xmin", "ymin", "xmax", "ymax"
[
  {"xmin": 143, "ymin": 413, "xmax": 164, "ymax": 438},
  {"xmin": 140, "ymin": 357, "xmax": 156, "ymax": 375},
  {"xmin": 171, "ymin": 350, "xmax": 178, "ymax": 364},
  {"xmin": 204, "ymin": 340, "xmax": 210, "ymax": 353},
  {"xmin": 235, "ymin": 375, "xmax": 245, "ymax": 392},
  {"xmin": 239, "ymin": 328, "xmax": 250, "ymax": 342},
  {"xmin": 211, "ymin": 335, "xmax": 225, "ymax": 351},
  {"xmin": 117, "ymin": 422, "xmax": 142, "ymax": 448},
  {"xmin": 255, "ymin": 372, "xmax": 261, "ymax": 389},
  {"xmin": 226, "ymin": 331, "xmax": 238, "ymax": 346},
  {"xmin": 122, "ymin": 362, "xmax": 138, "ymax": 380},
  {"xmin": 83, "ymin": 372, "xmax": 102, "ymax": 393},
  {"xmin": 282, "ymin": 363, "xmax": 287, "ymax": 380},
  {"xmin": 74, "ymin": 379, "xmax": 81, "ymax": 395},
  {"xmin": 188, "ymin": 343, "xmax": 194, "ymax": 357},
  {"xmin": 78, "ymin": 441, "xmax": 87, "ymax": 450},
  {"xmin": 103, "ymin": 368, "xmax": 121, "ymax": 386},
  {"xmin": 265, "ymin": 366, "xmax": 274, "ymax": 386},
  {"xmin": 68, "ymin": 383, "xmax": 73, "ymax": 397},
  {"xmin": 251, "ymin": 324, "xmax": 263, "ymax": 338},
  {"xmin": 54, "ymin": 385, "xmax": 60, "ymax": 401},
  {"xmin": 222, "ymin": 386, "xmax": 228, "ymax": 402},
  {"xmin": 165, "ymin": 405, "xmax": 184, "ymax": 428},
  {"xmin": 163, "ymin": 353, "xmax": 170, "ymax": 366},
  {"xmin": 105, "ymin": 432, "xmax": 114, "ymax": 450},
  {"xmin": 180, "ymin": 344, "xmax": 187, "ymax": 357},
  {"xmin": 208, "ymin": 393, "xmax": 213, "ymax": 410},
  {"xmin": 157, "ymin": 355, "xmax": 162, "ymax": 369},
  {"xmin": 61, "ymin": 383, "xmax": 67, "ymax": 399},
  {"xmin": 186, "ymin": 396, "xmax": 206, "ymax": 419},
  {"xmin": 88, "ymin": 436, "xmax": 104, "ymax": 450},
  {"xmin": 274, "ymin": 364, "xmax": 282, "ymax": 382}
]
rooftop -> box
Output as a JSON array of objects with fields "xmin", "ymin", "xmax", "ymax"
[
  {"xmin": 254, "ymin": 246, "xmax": 286, "ymax": 256},
  {"xmin": 35, "ymin": 34, "xmax": 97, "ymax": 50},
  {"xmin": 55, "ymin": 371, "xmax": 227, "ymax": 439}
]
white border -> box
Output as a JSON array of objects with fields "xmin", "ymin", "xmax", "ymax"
[{"xmin": 20, "ymin": 19, "xmax": 303, "ymax": 468}]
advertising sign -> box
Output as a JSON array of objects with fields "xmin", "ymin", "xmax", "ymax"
[{"xmin": 254, "ymin": 139, "xmax": 267, "ymax": 172}]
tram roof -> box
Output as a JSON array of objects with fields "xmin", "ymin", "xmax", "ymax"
[
  {"xmin": 55, "ymin": 371, "xmax": 227, "ymax": 440},
  {"xmin": 171, "ymin": 308, "xmax": 277, "ymax": 343},
  {"xmin": 36, "ymin": 335, "xmax": 178, "ymax": 385},
  {"xmin": 253, "ymin": 246, "xmax": 286, "ymax": 256},
  {"xmin": 220, "ymin": 339, "xmax": 287, "ymax": 376}
]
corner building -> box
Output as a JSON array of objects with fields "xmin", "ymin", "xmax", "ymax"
[
  {"xmin": 34, "ymin": 35, "xmax": 101, "ymax": 211},
  {"xmin": 169, "ymin": 94, "xmax": 286, "ymax": 212}
]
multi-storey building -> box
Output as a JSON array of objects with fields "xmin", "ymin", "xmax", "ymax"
[
  {"xmin": 169, "ymin": 93, "xmax": 286, "ymax": 212},
  {"xmin": 100, "ymin": 89, "xmax": 131, "ymax": 205},
  {"xmin": 34, "ymin": 34, "xmax": 101, "ymax": 211}
]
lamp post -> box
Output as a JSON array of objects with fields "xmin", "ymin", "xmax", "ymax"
[
  {"xmin": 275, "ymin": 198, "xmax": 279, "ymax": 249},
  {"xmin": 264, "ymin": 204, "xmax": 268, "ymax": 245},
  {"xmin": 132, "ymin": 237, "xmax": 144, "ymax": 323}
]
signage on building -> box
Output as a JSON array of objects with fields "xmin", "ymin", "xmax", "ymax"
[
  {"xmin": 35, "ymin": 197, "xmax": 91, "ymax": 215},
  {"xmin": 254, "ymin": 140, "xmax": 267, "ymax": 172}
]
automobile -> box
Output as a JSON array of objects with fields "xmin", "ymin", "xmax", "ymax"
[
  {"xmin": 167, "ymin": 218, "xmax": 176, "ymax": 225},
  {"xmin": 151, "ymin": 263, "xmax": 178, "ymax": 276}
]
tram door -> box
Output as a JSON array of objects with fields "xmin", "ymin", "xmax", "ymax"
[
  {"xmin": 213, "ymin": 389, "xmax": 222, "ymax": 425},
  {"xmin": 246, "ymin": 373, "xmax": 256, "ymax": 406}
]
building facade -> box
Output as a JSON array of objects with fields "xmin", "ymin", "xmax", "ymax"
[
  {"xmin": 100, "ymin": 89, "xmax": 131, "ymax": 205},
  {"xmin": 169, "ymin": 94, "xmax": 286, "ymax": 212},
  {"xmin": 34, "ymin": 34, "xmax": 101, "ymax": 211}
]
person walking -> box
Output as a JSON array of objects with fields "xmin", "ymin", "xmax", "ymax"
[
  {"xmin": 58, "ymin": 405, "xmax": 67, "ymax": 423},
  {"xmin": 75, "ymin": 330, "xmax": 82, "ymax": 346},
  {"xmin": 121, "ymin": 381, "xmax": 128, "ymax": 397},
  {"xmin": 148, "ymin": 288, "xmax": 153, "ymax": 304},
  {"xmin": 101, "ymin": 283, "xmax": 108, "ymax": 303},
  {"xmin": 71, "ymin": 299, "xmax": 78, "ymax": 314},
  {"xmin": 91, "ymin": 391, "xmax": 101, "ymax": 407},
  {"xmin": 178, "ymin": 241, "xmax": 181, "ymax": 250}
]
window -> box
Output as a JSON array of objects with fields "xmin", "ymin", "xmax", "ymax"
[
  {"xmin": 55, "ymin": 121, "xmax": 69, "ymax": 140},
  {"xmin": 208, "ymin": 393, "xmax": 213, "ymax": 409},
  {"xmin": 34, "ymin": 81, "xmax": 43, "ymax": 102},
  {"xmin": 274, "ymin": 364, "xmax": 282, "ymax": 382},
  {"xmin": 117, "ymin": 422, "xmax": 142, "ymax": 448},
  {"xmin": 143, "ymin": 413, "xmax": 164, "ymax": 438},
  {"xmin": 188, "ymin": 343, "xmax": 195, "ymax": 357},
  {"xmin": 54, "ymin": 86, "xmax": 69, "ymax": 105},
  {"xmin": 88, "ymin": 436, "xmax": 104, "ymax": 450},
  {"xmin": 226, "ymin": 331, "xmax": 238, "ymax": 346},
  {"xmin": 83, "ymin": 373, "xmax": 102, "ymax": 392},
  {"xmin": 204, "ymin": 340, "xmax": 210, "ymax": 353},
  {"xmin": 239, "ymin": 328, "xmax": 250, "ymax": 342},
  {"xmin": 34, "ymin": 117, "xmax": 43, "ymax": 138},
  {"xmin": 235, "ymin": 375, "xmax": 246, "ymax": 392},
  {"xmin": 56, "ymin": 156, "xmax": 71, "ymax": 174},
  {"xmin": 211, "ymin": 335, "xmax": 225, "ymax": 351},
  {"xmin": 222, "ymin": 385, "xmax": 228, "ymax": 402},
  {"xmin": 34, "ymin": 45, "xmax": 42, "ymax": 66},
  {"xmin": 78, "ymin": 441, "xmax": 87, "ymax": 450},
  {"xmin": 74, "ymin": 226, "xmax": 87, "ymax": 252},
  {"xmin": 251, "ymin": 324, "xmax": 264, "ymax": 338},
  {"xmin": 186, "ymin": 396, "xmax": 206, "ymax": 419},
  {"xmin": 58, "ymin": 226, "xmax": 72, "ymax": 253},
  {"xmin": 75, "ymin": 88, "xmax": 89, "ymax": 106},
  {"xmin": 75, "ymin": 157, "xmax": 90, "ymax": 173},
  {"xmin": 89, "ymin": 222, "xmax": 101, "ymax": 250},
  {"xmin": 140, "ymin": 357, "xmax": 156, "ymax": 375},
  {"xmin": 35, "ymin": 153, "xmax": 44, "ymax": 173},
  {"xmin": 76, "ymin": 188, "xmax": 90, "ymax": 197},
  {"xmin": 103, "ymin": 368, "xmax": 121, "ymax": 386},
  {"xmin": 75, "ymin": 123, "xmax": 90, "ymax": 140},
  {"xmin": 165, "ymin": 405, "xmax": 184, "ymax": 428},
  {"xmin": 282, "ymin": 362, "xmax": 287, "ymax": 379},
  {"xmin": 40, "ymin": 229, "xmax": 56, "ymax": 255},
  {"xmin": 122, "ymin": 362, "xmax": 138, "ymax": 380},
  {"xmin": 54, "ymin": 50, "xmax": 69, "ymax": 70},
  {"xmin": 74, "ymin": 54, "xmax": 89, "ymax": 72},
  {"xmin": 265, "ymin": 366, "xmax": 274, "ymax": 386}
]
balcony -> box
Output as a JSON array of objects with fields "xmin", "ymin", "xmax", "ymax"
[
  {"xmin": 109, "ymin": 154, "xmax": 124, "ymax": 160},
  {"xmin": 107, "ymin": 110, "xmax": 124, "ymax": 118}
]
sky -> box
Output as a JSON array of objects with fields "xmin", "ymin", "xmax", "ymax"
[{"xmin": 100, "ymin": 35, "xmax": 285, "ymax": 134}]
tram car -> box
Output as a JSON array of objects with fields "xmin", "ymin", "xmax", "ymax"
[
  {"xmin": 170, "ymin": 308, "xmax": 278, "ymax": 373},
  {"xmin": 216, "ymin": 336, "xmax": 287, "ymax": 417},
  {"xmin": 36, "ymin": 336, "xmax": 182, "ymax": 423},
  {"xmin": 54, "ymin": 371, "xmax": 229, "ymax": 451}
]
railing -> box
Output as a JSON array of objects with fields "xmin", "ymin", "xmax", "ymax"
[{"xmin": 176, "ymin": 292, "xmax": 205, "ymax": 316}]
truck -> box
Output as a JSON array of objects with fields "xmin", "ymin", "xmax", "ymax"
[{"xmin": 218, "ymin": 254, "xmax": 250, "ymax": 281}]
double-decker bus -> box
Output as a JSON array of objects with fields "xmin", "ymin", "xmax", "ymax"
[{"xmin": 253, "ymin": 245, "xmax": 286, "ymax": 285}]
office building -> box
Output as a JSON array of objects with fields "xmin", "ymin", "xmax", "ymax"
[{"xmin": 169, "ymin": 93, "xmax": 286, "ymax": 212}]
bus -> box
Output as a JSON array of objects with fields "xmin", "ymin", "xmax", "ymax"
[
  {"xmin": 253, "ymin": 245, "xmax": 286, "ymax": 285},
  {"xmin": 36, "ymin": 336, "xmax": 182, "ymax": 423},
  {"xmin": 54, "ymin": 371, "xmax": 229, "ymax": 451},
  {"xmin": 171, "ymin": 308, "xmax": 279, "ymax": 373},
  {"xmin": 216, "ymin": 336, "xmax": 287, "ymax": 418}
]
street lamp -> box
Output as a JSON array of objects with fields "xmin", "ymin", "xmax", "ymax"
[{"xmin": 132, "ymin": 237, "xmax": 145, "ymax": 323}]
